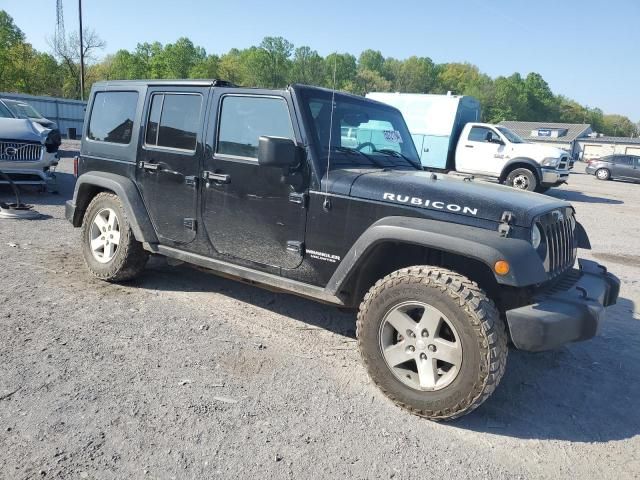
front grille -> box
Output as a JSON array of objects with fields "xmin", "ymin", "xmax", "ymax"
[
  {"xmin": 0, "ymin": 141, "xmax": 43, "ymax": 162},
  {"xmin": 558, "ymin": 155, "xmax": 568, "ymax": 170},
  {"xmin": 538, "ymin": 208, "xmax": 577, "ymax": 278}
]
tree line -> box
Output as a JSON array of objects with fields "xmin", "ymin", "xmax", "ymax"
[{"xmin": 1, "ymin": 10, "xmax": 638, "ymax": 137}]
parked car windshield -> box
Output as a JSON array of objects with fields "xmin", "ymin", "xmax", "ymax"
[
  {"xmin": 496, "ymin": 126, "xmax": 525, "ymax": 144},
  {"xmin": 299, "ymin": 89, "xmax": 422, "ymax": 170},
  {"xmin": 3, "ymin": 99, "xmax": 44, "ymax": 119}
]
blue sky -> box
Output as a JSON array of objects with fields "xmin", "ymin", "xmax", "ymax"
[{"xmin": 5, "ymin": 0, "xmax": 640, "ymax": 121}]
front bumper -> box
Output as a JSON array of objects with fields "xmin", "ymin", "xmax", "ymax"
[
  {"xmin": 541, "ymin": 167, "xmax": 570, "ymax": 186},
  {"xmin": 506, "ymin": 259, "xmax": 620, "ymax": 352},
  {"xmin": 585, "ymin": 165, "xmax": 597, "ymax": 175},
  {"xmin": 0, "ymin": 151, "xmax": 58, "ymax": 185}
]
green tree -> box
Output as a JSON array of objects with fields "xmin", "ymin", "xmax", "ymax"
[
  {"xmin": 351, "ymin": 68, "xmax": 391, "ymax": 95},
  {"xmin": 437, "ymin": 62, "xmax": 482, "ymax": 94},
  {"xmin": 290, "ymin": 46, "xmax": 325, "ymax": 85},
  {"xmin": 258, "ymin": 36, "xmax": 293, "ymax": 87},
  {"xmin": 524, "ymin": 72, "xmax": 557, "ymax": 121},
  {"xmin": 324, "ymin": 53, "xmax": 357, "ymax": 90},
  {"xmin": 358, "ymin": 49, "xmax": 385, "ymax": 75}
]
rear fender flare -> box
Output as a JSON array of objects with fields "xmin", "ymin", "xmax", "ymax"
[{"xmin": 70, "ymin": 172, "xmax": 157, "ymax": 244}]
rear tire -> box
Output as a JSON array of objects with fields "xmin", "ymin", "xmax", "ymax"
[
  {"xmin": 356, "ymin": 266, "xmax": 508, "ymax": 421},
  {"xmin": 595, "ymin": 168, "xmax": 610, "ymax": 181},
  {"xmin": 81, "ymin": 192, "xmax": 149, "ymax": 282},
  {"xmin": 505, "ymin": 168, "xmax": 538, "ymax": 192}
]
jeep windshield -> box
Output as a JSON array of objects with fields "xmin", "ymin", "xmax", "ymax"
[{"xmin": 298, "ymin": 88, "xmax": 422, "ymax": 170}]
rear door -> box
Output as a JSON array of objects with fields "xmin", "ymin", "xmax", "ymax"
[
  {"xmin": 456, "ymin": 126, "xmax": 505, "ymax": 175},
  {"xmin": 136, "ymin": 87, "xmax": 208, "ymax": 244}
]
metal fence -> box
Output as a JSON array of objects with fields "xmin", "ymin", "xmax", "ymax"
[{"xmin": 0, "ymin": 92, "xmax": 86, "ymax": 139}]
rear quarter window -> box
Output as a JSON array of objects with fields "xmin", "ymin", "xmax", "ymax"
[{"xmin": 88, "ymin": 91, "xmax": 138, "ymax": 144}]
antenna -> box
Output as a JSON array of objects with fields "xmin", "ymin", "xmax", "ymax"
[{"xmin": 323, "ymin": 54, "xmax": 338, "ymax": 210}]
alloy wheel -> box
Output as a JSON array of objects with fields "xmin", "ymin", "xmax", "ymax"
[{"xmin": 379, "ymin": 301, "xmax": 463, "ymax": 391}]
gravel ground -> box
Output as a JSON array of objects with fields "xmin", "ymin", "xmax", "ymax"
[{"xmin": 1, "ymin": 144, "xmax": 639, "ymax": 479}]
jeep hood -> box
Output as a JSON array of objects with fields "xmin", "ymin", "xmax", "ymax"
[
  {"xmin": 331, "ymin": 169, "xmax": 570, "ymax": 227},
  {"xmin": 0, "ymin": 118, "xmax": 50, "ymax": 143}
]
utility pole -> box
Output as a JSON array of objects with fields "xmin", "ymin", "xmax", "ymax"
[{"xmin": 78, "ymin": 0, "xmax": 85, "ymax": 101}]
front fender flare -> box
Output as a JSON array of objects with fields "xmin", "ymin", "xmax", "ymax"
[
  {"xmin": 326, "ymin": 216, "xmax": 547, "ymax": 295},
  {"xmin": 68, "ymin": 171, "xmax": 158, "ymax": 244}
]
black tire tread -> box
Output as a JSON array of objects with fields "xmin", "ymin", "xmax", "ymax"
[
  {"xmin": 81, "ymin": 192, "xmax": 148, "ymax": 282},
  {"xmin": 356, "ymin": 266, "xmax": 508, "ymax": 421}
]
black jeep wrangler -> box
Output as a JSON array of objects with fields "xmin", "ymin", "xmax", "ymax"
[{"xmin": 66, "ymin": 80, "xmax": 619, "ymax": 420}]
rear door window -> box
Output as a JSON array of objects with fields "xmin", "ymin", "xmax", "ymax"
[
  {"xmin": 144, "ymin": 93, "xmax": 202, "ymax": 151},
  {"xmin": 88, "ymin": 91, "xmax": 138, "ymax": 144},
  {"xmin": 216, "ymin": 96, "xmax": 294, "ymax": 159}
]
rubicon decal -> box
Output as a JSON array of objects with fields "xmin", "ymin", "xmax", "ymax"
[{"xmin": 383, "ymin": 193, "xmax": 478, "ymax": 216}]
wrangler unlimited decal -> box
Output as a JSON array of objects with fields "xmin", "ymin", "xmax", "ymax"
[{"xmin": 382, "ymin": 193, "xmax": 478, "ymax": 216}]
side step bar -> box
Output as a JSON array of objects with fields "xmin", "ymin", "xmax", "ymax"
[{"xmin": 149, "ymin": 245, "xmax": 345, "ymax": 306}]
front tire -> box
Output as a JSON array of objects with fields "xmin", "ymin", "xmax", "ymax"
[
  {"xmin": 595, "ymin": 168, "xmax": 611, "ymax": 181},
  {"xmin": 81, "ymin": 192, "xmax": 149, "ymax": 281},
  {"xmin": 505, "ymin": 167, "xmax": 538, "ymax": 192},
  {"xmin": 356, "ymin": 266, "xmax": 508, "ymax": 421}
]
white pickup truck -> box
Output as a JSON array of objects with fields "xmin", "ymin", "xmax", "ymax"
[{"xmin": 367, "ymin": 92, "xmax": 570, "ymax": 193}]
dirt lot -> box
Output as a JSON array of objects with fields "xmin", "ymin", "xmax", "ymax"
[{"xmin": 1, "ymin": 144, "xmax": 639, "ymax": 479}]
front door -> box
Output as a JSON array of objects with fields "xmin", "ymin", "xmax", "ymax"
[
  {"xmin": 202, "ymin": 92, "xmax": 307, "ymax": 270},
  {"xmin": 136, "ymin": 88, "xmax": 207, "ymax": 244},
  {"xmin": 456, "ymin": 126, "xmax": 505, "ymax": 175}
]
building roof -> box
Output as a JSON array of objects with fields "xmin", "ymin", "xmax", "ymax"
[
  {"xmin": 499, "ymin": 121, "xmax": 592, "ymax": 144},
  {"xmin": 577, "ymin": 136, "xmax": 640, "ymax": 145}
]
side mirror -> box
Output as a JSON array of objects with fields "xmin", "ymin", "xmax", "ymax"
[{"xmin": 258, "ymin": 136, "xmax": 301, "ymax": 168}]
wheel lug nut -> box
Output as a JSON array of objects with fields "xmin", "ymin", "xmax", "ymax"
[
  {"xmin": 421, "ymin": 329, "xmax": 429, "ymax": 338},
  {"xmin": 406, "ymin": 345, "xmax": 415, "ymax": 353},
  {"xmin": 420, "ymin": 353, "xmax": 427, "ymax": 360},
  {"xmin": 406, "ymin": 329, "xmax": 415, "ymax": 338},
  {"xmin": 428, "ymin": 344, "xmax": 436, "ymax": 352}
]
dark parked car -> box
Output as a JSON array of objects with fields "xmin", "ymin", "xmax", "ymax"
[
  {"xmin": 66, "ymin": 80, "xmax": 619, "ymax": 421},
  {"xmin": 586, "ymin": 154, "xmax": 640, "ymax": 182}
]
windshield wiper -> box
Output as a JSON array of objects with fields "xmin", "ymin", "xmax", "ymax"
[
  {"xmin": 375, "ymin": 149, "xmax": 422, "ymax": 169},
  {"xmin": 331, "ymin": 146, "xmax": 387, "ymax": 169}
]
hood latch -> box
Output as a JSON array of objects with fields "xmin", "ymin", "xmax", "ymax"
[{"xmin": 498, "ymin": 211, "xmax": 514, "ymax": 237}]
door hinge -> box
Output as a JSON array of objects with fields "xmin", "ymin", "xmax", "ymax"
[
  {"xmin": 286, "ymin": 240, "xmax": 304, "ymax": 255},
  {"xmin": 185, "ymin": 176, "xmax": 198, "ymax": 187},
  {"xmin": 288, "ymin": 192, "xmax": 308, "ymax": 208},
  {"xmin": 184, "ymin": 218, "xmax": 197, "ymax": 231}
]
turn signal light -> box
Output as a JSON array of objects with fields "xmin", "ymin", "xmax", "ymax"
[
  {"xmin": 73, "ymin": 156, "xmax": 79, "ymax": 178},
  {"xmin": 494, "ymin": 260, "xmax": 510, "ymax": 276}
]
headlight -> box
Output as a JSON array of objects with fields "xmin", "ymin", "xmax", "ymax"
[
  {"xmin": 541, "ymin": 157, "xmax": 560, "ymax": 167},
  {"xmin": 531, "ymin": 223, "xmax": 542, "ymax": 249}
]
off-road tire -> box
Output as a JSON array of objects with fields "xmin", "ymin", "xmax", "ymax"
[
  {"xmin": 505, "ymin": 167, "xmax": 538, "ymax": 192},
  {"xmin": 81, "ymin": 192, "xmax": 149, "ymax": 281},
  {"xmin": 356, "ymin": 266, "xmax": 508, "ymax": 421},
  {"xmin": 595, "ymin": 168, "xmax": 611, "ymax": 181}
]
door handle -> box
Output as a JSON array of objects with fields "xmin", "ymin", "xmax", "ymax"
[
  {"xmin": 465, "ymin": 145, "xmax": 474, "ymax": 148},
  {"xmin": 204, "ymin": 171, "xmax": 231, "ymax": 185},
  {"xmin": 140, "ymin": 161, "xmax": 161, "ymax": 171}
]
